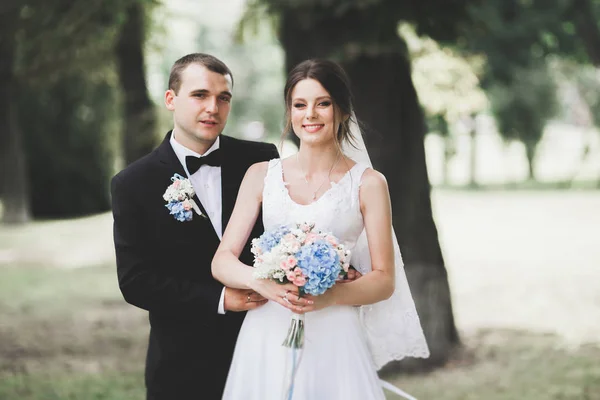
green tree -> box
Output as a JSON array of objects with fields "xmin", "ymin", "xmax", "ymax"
[
  {"xmin": 403, "ymin": 23, "xmax": 487, "ymax": 187},
  {"xmin": 1, "ymin": 0, "xmax": 150, "ymax": 219},
  {"xmin": 488, "ymin": 63, "xmax": 558, "ymax": 180},
  {"xmin": 241, "ymin": 0, "xmax": 475, "ymax": 370},
  {"xmin": 19, "ymin": 72, "xmax": 119, "ymax": 218},
  {"xmin": 458, "ymin": 1, "xmax": 568, "ymax": 181},
  {"xmin": 0, "ymin": 3, "xmax": 29, "ymax": 224},
  {"xmin": 116, "ymin": 0, "xmax": 158, "ymax": 166},
  {"xmin": 190, "ymin": 22, "xmax": 286, "ymax": 141}
]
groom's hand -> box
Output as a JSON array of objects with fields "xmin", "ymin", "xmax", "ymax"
[
  {"xmin": 224, "ymin": 288, "xmax": 267, "ymax": 312},
  {"xmin": 339, "ymin": 265, "xmax": 362, "ymax": 283}
]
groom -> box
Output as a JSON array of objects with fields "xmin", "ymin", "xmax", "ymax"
[{"xmin": 110, "ymin": 53, "xmax": 278, "ymax": 399}]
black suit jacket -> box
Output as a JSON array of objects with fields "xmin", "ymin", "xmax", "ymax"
[{"xmin": 111, "ymin": 131, "xmax": 279, "ymax": 399}]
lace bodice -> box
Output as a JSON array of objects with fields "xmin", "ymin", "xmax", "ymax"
[{"xmin": 262, "ymin": 159, "xmax": 370, "ymax": 261}]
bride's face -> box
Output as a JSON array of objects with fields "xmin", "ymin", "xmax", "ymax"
[{"xmin": 290, "ymin": 78, "xmax": 339, "ymax": 147}]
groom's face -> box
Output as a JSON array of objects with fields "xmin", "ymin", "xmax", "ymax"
[{"xmin": 165, "ymin": 63, "xmax": 233, "ymax": 150}]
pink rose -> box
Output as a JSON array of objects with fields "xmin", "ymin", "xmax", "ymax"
[
  {"xmin": 326, "ymin": 235, "xmax": 338, "ymax": 246},
  {"xmin": 282, "ymin": 235, "xmax": 301, "ymax": 253},
  {"xmin": 280, "ymin": 256, "xmax": 297, "ymax": 271},
  {"xmin": 304, "ymin": 232, "xmax": 319, "ymax": 244},
  {"xmin": 182, "ymin": 199, "xmax": 192, "ymax": 211},
  {"xmin": 299, "ymin": 223, "xmax": 311, "ymax": 233},
  {"xmin": 293, "ymin": 275, "xmax": 306, "ymax": 287},
  {"xmin": 286, "ymin": 270, "xmax": 296, "ymax": 281},
  {"xmin": 173, "ymin": 180, "xmax": 181, "ymax": 189}
]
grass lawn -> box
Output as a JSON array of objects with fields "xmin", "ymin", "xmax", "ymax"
[
  {"xmin": 1, "ymin": 189, "xmax": 599, "ymax": 399},
  {"xmin": 0, "ymin": 265, "xmax": 148, "ymax": 400}
]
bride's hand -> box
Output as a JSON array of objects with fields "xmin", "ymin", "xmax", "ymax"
[
  {"xmin": 249, "ymin": 279, "xmax": 311, "ymax": 313},
  {"xmin": 297, "ymin": 290, "xmax": 335, "ymax": 313}
]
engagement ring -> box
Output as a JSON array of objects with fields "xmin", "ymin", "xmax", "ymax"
[{"xmin": 247, "ymin": 295, "xmax": 251, "ymax": 303}]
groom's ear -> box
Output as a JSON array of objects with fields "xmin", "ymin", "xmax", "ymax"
[{"xmin": 165, "ymin": 89, "xmax": 176, "ymax": 111}]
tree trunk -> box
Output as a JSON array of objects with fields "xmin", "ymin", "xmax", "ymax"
[
  {"xmin": 524, "ymin": 141, "xmax": 536, "ymax": 181},
  {"xmin": 440, "ymin": 144, "xmax": 448, "ymax": 187},
  {"xmin": 280, "ymin": 7, "xmax": 459, "ymax": 371},
  {"xmin": 468, "ymin": 125, "xmax": 479, "ymax": 188},
  {"xmin": 0, "ymin": 6, "xmax": 30, "ymax": 224},
  {"xmin": 115, "ymin": 1, "xmax": 156, "ymax": 166},
  {"xmin": 443, "ymin": 136, "xmax": 455, "ymax": 186}
]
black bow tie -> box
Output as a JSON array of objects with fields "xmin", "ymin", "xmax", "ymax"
[{"xmin": 185, "ymin": 149, "xmax": 222, "ymax": 174}]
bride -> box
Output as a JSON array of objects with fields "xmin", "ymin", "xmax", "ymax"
[{"xmin": 212, "ymin": 59, "xmax": 429, "ymax": 399}]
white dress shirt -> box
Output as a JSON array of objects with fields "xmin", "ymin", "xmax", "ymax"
[{"xmin": 170, "ymin": 132, "xmax": 227, "ymax": 314}]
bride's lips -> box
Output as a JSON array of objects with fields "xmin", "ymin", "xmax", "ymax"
[{"xmin": 302, "ymin": 124, "xmax": 324, "ymax": 133}]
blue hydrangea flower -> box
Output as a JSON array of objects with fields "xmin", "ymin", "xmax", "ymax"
[
  {"xmin": 257, "ymin": 225, "xmax": 291, "ymax": 253},
  {"xmin": 166, "ymin": 201, "xmax": 192, "ymax": 222},
  {"xmin": 295, "ymin": 239, "xmax": 341, "ymax": 295}
]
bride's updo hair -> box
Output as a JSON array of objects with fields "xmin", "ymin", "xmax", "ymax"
[{"xmin": 283, "ymin": 59, "xmax": 358, "ymax": 149}]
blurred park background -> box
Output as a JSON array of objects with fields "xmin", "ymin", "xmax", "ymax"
[{"xmin": 1, "ymin": 0, "xmax": 599, "ymax": 399}]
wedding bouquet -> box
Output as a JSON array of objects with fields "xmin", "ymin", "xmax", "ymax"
[{"xmin": 251, "ymin": 222, "xmax": 351, "ymax": 348}]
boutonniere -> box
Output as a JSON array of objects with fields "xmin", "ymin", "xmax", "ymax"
[{"xmin": 163, "ymin": 173, "xmax": 204, "ymax": 221}]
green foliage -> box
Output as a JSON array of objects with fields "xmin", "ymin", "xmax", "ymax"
[
  {"xmin": 488, "ymin": 62, "xmax": 558, "ymax": 178},
  {"xmin": 401, "ymin": 23, "xmax": 488, "ymax": 126},
  {"xmin": 463, "ymin": 1, "xmax": 571, "ymax": 85},
  {"xmin": 13, "ymin": 0, "xmax": 130, "ymax": 86},
  {"xmin": 19, "ymin": 72, "xmax": 119, "ymax": 218},
  {"xmin": 2, "ymin": 0, "xmax": 158, "ymax": 218},
  {"xmin": 571, "ymin": 64, "xmax": 600, "ymax": 127},
  {"xmin": 461, "ymin": 0, "xmax": 600, "ymax": 85},
  {"xmin": 241, "ymin": 0, "xmax": 473, "ymax": 57},
  {"xmin": 193, "ymin": 20, "xmax": 286, "ymax": 140}
]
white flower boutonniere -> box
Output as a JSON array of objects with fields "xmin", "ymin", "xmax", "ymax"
[{"xmin": 163, "ymin": 173, "xmax": 204, "ymax": 222}]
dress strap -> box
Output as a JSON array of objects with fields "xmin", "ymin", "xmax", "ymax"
[
  {"xmin": 263, "ymin": 158, "xmax": 282, "ymax": 184},
  {"xmin": 346, "ymin": 162, "xmax": 370, "ymax": 207},
  {"xmin": 350, "ymin": 162, "xmax": 371, "ymax": 184},
  {"xmin": 262, "ymin": 158, "xmax": 283, "ymax": 201}
]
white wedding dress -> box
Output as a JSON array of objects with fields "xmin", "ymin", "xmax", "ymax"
[{"xmin": 222, "ymin": 159, "xmax": 387, "ymax": 400}]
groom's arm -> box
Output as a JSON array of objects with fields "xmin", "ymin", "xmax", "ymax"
[
  {"xmin": 261, "ymin": 142, "xmax": 279, "ymax": 161},
  {"xmin": 111, "ymin": 173, "xmax": 222, "ymax": 321}
]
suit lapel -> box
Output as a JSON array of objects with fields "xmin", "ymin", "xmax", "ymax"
[{"xmin": 220, "ymin": 135, "xmax": 241, "ymax": 232}]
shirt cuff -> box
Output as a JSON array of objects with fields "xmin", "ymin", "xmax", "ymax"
[{"xmin": 218, "ymin": 287, "xmax": 226, "ymax": 314}]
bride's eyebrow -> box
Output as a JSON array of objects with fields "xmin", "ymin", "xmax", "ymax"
[{"xmin": 292, "ymin": 96, "xmax": 331, "ymax": 102}]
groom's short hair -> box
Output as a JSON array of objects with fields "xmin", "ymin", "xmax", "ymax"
[{"xmin": 168, "ymin": 53, "xmax": 233, "ymax": 94}]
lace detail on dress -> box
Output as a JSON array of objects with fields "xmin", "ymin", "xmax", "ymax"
[
  {"xmin": 351, "ymin": 225, "xmax": 431, "ymax": 368},
  {"xmin": 262, "ymin": 159, "xmax": 368, "ymax": 252}
]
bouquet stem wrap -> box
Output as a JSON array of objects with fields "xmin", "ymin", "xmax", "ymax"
[{"xmin": 282, "ymin": 313, "xmax": 305, "ymax": 348}]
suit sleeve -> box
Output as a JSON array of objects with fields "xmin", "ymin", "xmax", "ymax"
[
  {"xmin": 260, "ymin": 142, "xmax": 279, "ymax": 161},
  {"xmin": 268, "ymin": 143, "xmax": 280, "ymax": 159},
  {"xmin": 111, "ymin": 174, "xmax": 222, "ymax": 322}
]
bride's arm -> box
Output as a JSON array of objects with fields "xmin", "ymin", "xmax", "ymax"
[
  {"xmin": 211, "ymin": 162, "xmax": 265, "ymax": 289},
  {"xmin": 309, "ymin": 169, "xmax": 396, "ymax": 309},
  {"xmin": 212, "ymin": 162, "xmax": 306, "ymax": 312}
]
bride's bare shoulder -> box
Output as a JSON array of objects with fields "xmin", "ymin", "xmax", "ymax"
[
  {"xmin": 246, "ymin": 160, "xmax": 272, "ymax": 179},
  {"xmin": 360, "ymin": 168, "xmax": 389, "ymax": 193}
]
